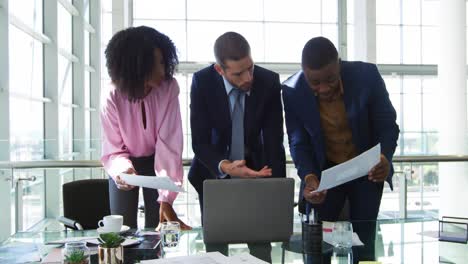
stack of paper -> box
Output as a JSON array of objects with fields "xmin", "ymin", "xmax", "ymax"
[{"xmin": 139, "ymin": 252, "xmax": 268, "ymax": 264}]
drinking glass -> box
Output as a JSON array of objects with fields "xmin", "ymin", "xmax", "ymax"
[
  {"xmin": 332, "ymin": 221, "xmax": 353, "ymax": 248},
  {"xmin": 160, "ymin": 221, "xmax": 180, "ymax": 249},
  {"xmin": 331, "ymin": 246, "xmax": 353, "ymax": 264}
]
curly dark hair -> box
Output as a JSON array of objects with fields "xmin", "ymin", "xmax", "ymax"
[{"xmin": 105, "ymin": 26, "xmax": 178, "ymax": 100}]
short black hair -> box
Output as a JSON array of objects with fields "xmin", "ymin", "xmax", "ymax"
[
  {"xmin": 301, "ymin": 37, "xmax": 338, "ymax": 70},
  {"xmin": 214, "ymin": 32, "xmax": 250, "ymax": 68},
  {"xmin": 105, "ymin": 26, "xmax": 178, "ymax": 101}
]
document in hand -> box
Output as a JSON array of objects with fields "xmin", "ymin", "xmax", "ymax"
[
  {"xmin": 312, "ymin": 143, "xmax": 381, "ymax": 193},
  {"xmin": 119, "ymin": 173, "xmax": 184, "ymax": 192}
]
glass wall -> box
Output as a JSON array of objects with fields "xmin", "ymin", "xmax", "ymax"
[
  {"xmin": 4, "ymin": 0, "xmax": 101, "ymax": 232},
  {"xmin": 1, "ymin": 0, "xmax": 455, "ymax": 234}
]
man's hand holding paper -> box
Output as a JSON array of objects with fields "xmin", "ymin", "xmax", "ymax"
[
  {"xmin": 368, "ymin": 154, "xmax": 390, "ymax": 182},
  {"xmin": 311, "ymin": 144, "xmax": 381, "ymax": 193},
  {"xmin": 304, "ymin": 174, "xmax": 327, "ymax": 204}
]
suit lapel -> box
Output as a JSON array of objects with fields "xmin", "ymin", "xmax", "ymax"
[
  {"xmin": 213, "ymin": 73, "xmax": 231, "ymax": 133},
  {"xmin": 340, "ymin": 62, "xmax": 361, "ymax": 150},
  {"xmin": 296, "ymin": 76, "xmax": 326, "ymax": 169}
]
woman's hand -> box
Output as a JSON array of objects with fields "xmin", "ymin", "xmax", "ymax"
[
  {"xmin": 113, "ymin": 167, "xmax": 137, "ymax": 191},
  {"xmin": 156, "ymin": 202, "xmax": 192, "ymax": 231}
]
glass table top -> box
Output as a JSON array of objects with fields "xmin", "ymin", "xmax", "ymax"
[{"xmin": 1, "ymin": 218, "xmax": 467, "ymax": 264}]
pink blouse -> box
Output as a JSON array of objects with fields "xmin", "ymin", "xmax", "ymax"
[{"xmin": 100, "ymin": 79, "xmax": 183, "ymax": 204}]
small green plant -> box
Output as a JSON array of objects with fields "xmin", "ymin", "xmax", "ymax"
[
  {"xmin": 64, "ymin": 250, "xmax": 88, "ymax": 264},
  {"xmin": 98, "ymin": 232, "xmax": 125, "ymax": 248}
]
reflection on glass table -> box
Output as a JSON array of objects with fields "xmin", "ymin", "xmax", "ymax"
[{"xmin": 0, "ymin": 218, "xmax": 467, "ymax": 263}]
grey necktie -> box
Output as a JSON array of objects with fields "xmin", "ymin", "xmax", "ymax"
[{"xmin": 229, "ymin": 88, "xmax": 244, "ymax": 161}]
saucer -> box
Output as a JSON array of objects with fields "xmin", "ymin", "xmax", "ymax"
[{"xmin": 97, "ymin": 225, "xmax": 130, "ymax": 234}]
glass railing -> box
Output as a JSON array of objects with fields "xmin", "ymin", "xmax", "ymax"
[{"xmin": 1, "ymin": 156, "xmax": 467, "ymax": 237}]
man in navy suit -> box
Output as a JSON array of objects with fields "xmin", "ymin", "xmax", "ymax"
[
  {"xmin": 188, "ymin": 32, "xmax": 286, "ymax": 262},
  {"xmin": 283, "ymin": 37, "xmax": 399, "ymax": 261}
]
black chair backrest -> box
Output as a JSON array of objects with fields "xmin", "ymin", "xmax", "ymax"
[{"xmin": 63, "ymin": 179, "xmax": 110, "ymax": 230}]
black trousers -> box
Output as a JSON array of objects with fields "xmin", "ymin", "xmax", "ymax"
[
  {"xmin": 315, "ymin": 176, "xmax": 384, "ymax": 263},
  {"xmin": 108, "ymin": 154, "xmax": 160, "ymax": 228}
]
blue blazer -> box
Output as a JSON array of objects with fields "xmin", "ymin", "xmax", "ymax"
[
  {"xmin": 188, "ymin": 65, "xmax": 286, "ymax": 194},
  {"xmin": 282, "ymin": 61, "xmax": 399, "ymax": 189}
]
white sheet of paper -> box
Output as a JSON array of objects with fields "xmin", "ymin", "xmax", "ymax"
[
  {"xmin": 139, "ymin": 251, "xmax": 229, "ymax": 264},
  {"xmin": 86, "ymin": 238, "xmax": 140, "ymax": 247},
  {"xmin": 312, "ymin": 143, "xmax": 381, "ymax": 193},
  {"xmin": 46, "ymin": 236, "xmax": 98, "ymax": 245},
  {"xmin": 119, "ymin": 173, "xmax": 184, "ymax": 192},
  {"xmin": 41, "ymin": 247, "xmax": 62, "ymax": 263},
  {"xmin": 227, "ymin": 253, "xmax": 269, "ymax": 264}
]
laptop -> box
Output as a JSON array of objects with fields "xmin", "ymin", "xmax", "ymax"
[{"xmin": 203, "ymin": 178, "xmax": 294, "ymax": 244}]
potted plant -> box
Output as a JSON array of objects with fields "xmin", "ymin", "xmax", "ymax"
[
  {"xmin": 97, "ymin": 233, "xmax": 125, "ymax": 264},
  {"xmin": 64, "ymin": 250, "xmax": 88, "ymax": 264},
  {"xmin": 63, "ymin": 242, "xmax": 90, "ymax": 264}
]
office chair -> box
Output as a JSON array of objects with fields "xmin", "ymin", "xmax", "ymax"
[{"xmin": 58, "ymin": 179, "xmax": 110, "ymax": 230}]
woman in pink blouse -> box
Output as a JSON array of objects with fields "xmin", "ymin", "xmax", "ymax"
[{"xmin": 101, "ymin": 26, "xmax": 191, "ymax": 230}]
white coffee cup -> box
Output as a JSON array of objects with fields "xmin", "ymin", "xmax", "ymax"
[{"xmin": 98, "ymin": 215, "xmax": 123, "ymax": 232}]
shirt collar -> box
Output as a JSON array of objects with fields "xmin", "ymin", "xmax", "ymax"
[{"xmin": 223, "ymin": 77, "xmax": 251, "ymax": 96}]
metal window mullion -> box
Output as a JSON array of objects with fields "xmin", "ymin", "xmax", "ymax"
[
  {"xmin": 60, "ymin": 103, "xmax": 79, "ymax": 108},
  {"xmin": 9, "ymin": 14, "xmax": 51, "ymax": 44},
  {"xmin": 58, "ymin": 48, "xmax": 79, "ymax": 63},
  {"xmin": 57, "ymin": 0, "xmax": 79, "ymax": 16},
  {"xmin": 400, "ymin": 0, "xmax": 404, "ymax": 64},
  {"xmin": 84, "ymin": 64, "xmax": 95, "ymax": 72},
  {"xmin": 89, "ymin": 0, "xmax": 101, "ymax": 160},
  {"xmin": 72, "ymin": 0, "xmax": 86, "ymax": 161},
  {"xmin": 43, "ymin": 0, "xmax": 61, "ymax": 220},
  {"xmin": 0, "ymin": 0, "xmax": 12, "ymax": 241},
  {"xmin": 83, "ymin": 20, "xmax": 95, "ymax": 34},
  {"xmin": 338, "ymin": 0, "xmax": 347, "ymax": 59},
  {"xmin": 9, "ymin": 92, "xmax": 52, "ymax": 103}
]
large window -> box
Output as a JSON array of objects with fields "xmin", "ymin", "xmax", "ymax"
[
  {"xmin": 133, "ymin": 0, "xmax": 338, "ymax": 63},
  {"xmin": 133, "ymin": 0, "xmax": 340, "ymax": 164},
  {"xmin": 376, "ymin": 0, "xmax": 439, "ymax": 64},
  {"xmin": 4, "ymin": 0, "xmax": 101, "ymax": 233},
  {"xmin": 9, "ymin": 27, "xmax": 44, "ymax": 161}
]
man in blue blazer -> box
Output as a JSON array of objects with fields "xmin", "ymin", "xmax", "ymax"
[
  {"xmin": 188, "ymin": 32, "xmax": 286, "ymax": 262},
  {"xmin": 282, "ymin": 37, "xmax": 399, "ymax": 261}
]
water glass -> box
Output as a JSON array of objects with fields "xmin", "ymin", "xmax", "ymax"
[
  {"xmin": 331, "ymin": 246, "xmax": 353, "ymax": 264},
  {"xmin": 160, "ymin": 221, "xmax": 180, "ymax": 249},
  {"xmin": 332, "ymin": 221, "xmax": 353, "ymax": 248}
]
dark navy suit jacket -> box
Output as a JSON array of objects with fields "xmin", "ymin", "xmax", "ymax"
[
  {"xmin": 282, "ymin": 61, "xmax": 399, "ymax": 193},
  {"xmin": 188, "ymin": 64, "xmax": 286, "ymax": 195}
]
